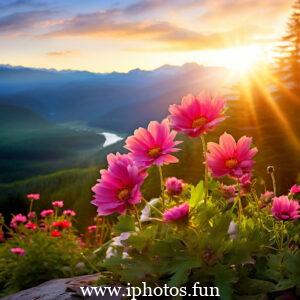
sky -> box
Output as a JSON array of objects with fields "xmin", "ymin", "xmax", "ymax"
[{"xmin": 0, "ymin": 0, "xmax": 295, "ymax": 72}]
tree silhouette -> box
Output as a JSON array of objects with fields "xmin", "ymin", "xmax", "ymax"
[{"xmin": 275, "ymin": 0, "xmax": 300, "ymax": 94}]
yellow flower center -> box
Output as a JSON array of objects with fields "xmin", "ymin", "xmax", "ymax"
[
  {"xmin": 148, "ymin": 147, "xmax": 161, "ymax": 158},
  {"xmin": 225, "ymin": 159, "xmax": 238, "ymax": 169},
  {"xmin": 117, "ymin": 188, "xmax": 131, "ymax": 201},
  {"xmin": 192, "ymin": 117, "xmax": 207, "ymax": 128}
]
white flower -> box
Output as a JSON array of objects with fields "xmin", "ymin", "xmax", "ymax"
[
  {"xmin": 227, "ymin": 220, "xmax": 238, "ymax": 239},
  {"xmin": 140, "ymin": 198, "xmax": 159, "ymax": 222},
  {"xmin": 105, "ymin": 232, "xmax": 131, "ymax": 259}
]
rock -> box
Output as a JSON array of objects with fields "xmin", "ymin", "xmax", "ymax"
[{"xmin": 1, "ymin": 273, "xmax": 123, "ymax": 300}]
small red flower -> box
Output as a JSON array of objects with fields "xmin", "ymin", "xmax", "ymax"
[
  {"xmin": 25, "ymin": 221, "xmax": 37, "ymax": 230},
  {"xmin": 52, "ymin": 220, "xmax": 72, "ymax": 230},
  {"xmin": 51, "ymin": 230, "xmax": 61, "ymax": 237},
  {"xmin": 87, "ymin": 225, "xmax": 97, "ymax": 233}
]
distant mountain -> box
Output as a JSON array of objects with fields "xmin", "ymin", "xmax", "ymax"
[{"xmin": 0, "ymin": 63, "xmax": 232, "ymax": 132}]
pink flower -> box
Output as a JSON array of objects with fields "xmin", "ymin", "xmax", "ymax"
[
  {"xmin": 63, "ymin": 209, "xmax": 76, "ymax": 217},
  {"xmin": 163, "ymin": 202, "xmax": 189, "ymax": 223},
  {"xmin": 25, "ymin": 221, "xmax": 37, "ymax": 230},
  {"xmin": 87, "ymin": 225, "xmax": 97, "ymax": 233},
  {"xmin": 206, "ymin": 133, "xmax": 258, "ymax": 178},
  {"xmin": 168, "ymin": 93, "xmax": 226, "ymax": 137},
  {"xmin": 165, "ymin": 177, "xmax": 184, "ymax": 196},
  {"xmin": 27, "ymin": 212, "xmax": 36, "ymax": 220},
  {"xmin": 260, "ymin": 191, "xmax": 274, "ymax": 203},
  {"xmin": 27, "ymin": 193, "xmax": 40, "ymax": 200},
  {"xmin": 40, "ymin": 209, "xmax": 54, "ymax": 218},
  {"xmin": 124, "ymin": 119, "xmax": 181, "ymax": 168},
  {"xmin": 290, "ymin": 184, "xmax": 300, "ymax": 195},
  {"xmin": 10, "ymin": 247, "xmax": 25, "ymax": 256},
  {"xmin": 239, "ymin": 173, "xmax": 252, "ymax": 195},
  {"xmin": 91, "ymin": 153, "xmax": 147, "ymax": 216},
  {"xmin": 10, "ymin": 214, "xmax": 27, "ymax": 228},
  {"xmin": 52, "ymin": 201, "xmax": 64, "ymax": 208},
  {"xmin": 271, "ymin": 196, "xmax": 300, "ymax": 221},
  {"xmin": 220, "ymin": 184, "xmax": 236, "ymax": 202}
]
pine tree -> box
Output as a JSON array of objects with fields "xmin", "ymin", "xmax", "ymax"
[{"xmin": 275, "ymin": 0, "xmax": 300, "ymax": 93}]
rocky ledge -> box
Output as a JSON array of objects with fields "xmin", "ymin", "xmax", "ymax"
[{"xmin": 1, "ymin": 273, "xmax": 122, "ymax": 300}]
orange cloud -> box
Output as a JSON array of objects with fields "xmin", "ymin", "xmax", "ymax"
[{"xmin": 46, "ymin": 50, "xmax": 79, "ymax": 57}]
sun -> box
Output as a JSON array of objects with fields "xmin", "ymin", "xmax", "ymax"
[{"xmin": 216, "ymin": 45, "xmax": 267, "ymax": 75}]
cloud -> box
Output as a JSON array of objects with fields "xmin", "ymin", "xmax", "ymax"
[
  {"xmin": 46, "ymin": 50, "xmax": 79, "ymax": 57},
  {"xmin": 199, "ymin": 0, "xmax": 293, "ymax": 29},
  {"xmin": 0, "ymin": 10, "xmax": 53, "ymax": 34},
  {"xmin": 43, "ymin": 7, "xmax": 264, "ymax": 51},
  {"xmin": 124, "ymin": 0, "xmax": 200, "ymax": 14},
  {"xmin": 1, "ymin": 0, "xmax": 294, "ymax": 52},
  {"xmin": 0, "ymin": 0, "xmax": 48, "ymax": 12}
]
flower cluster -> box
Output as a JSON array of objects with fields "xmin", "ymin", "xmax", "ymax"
[
  {"xmin": 92, "ymin": 93, "xmax": 260, "ymax": 224},
  {"xmin": 91, "ymin": 91, "xmax": 299, "ymax": 239}
]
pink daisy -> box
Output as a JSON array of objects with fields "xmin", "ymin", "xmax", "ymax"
[
  {"xmin": 27, "ymin": 212, "xmax": 36, "ymax": 220},
  {"xmin": 206, "ymin": 133, "xmax": 258, "ymax": 178},
  {"xmin": 124, "ymin": 119, "xmax": 181, "ymax": 168},
  {"xmin": 40, "ymin": 209, "xmax": 54, "ymax": 218},
  {"xmin": 271, "ymin": 196, "xmax": 300, "ymax": 221},
  {"xmin": 260, "ymin": 191, "xmax": 274, "ymax": 203},
  {"xmin": 165, "ymin": 177, "xmax": 184, "ymax": 196},
  {"xmin": 63, "ymin": 209, "xmax": 76, "ymax": 217},
  {"xmin": 163, "ymin": 202, "xmax": 190, "ymax": 223},
  {"xmin": 10, "ymin": 214, "xmax": 27, "ymax": 228},
  {"xmin": 91, "ymin": 153, "xmax": 147, "ymax": 216},
  {"xmin": 290, "ymin": 184, "xmax": 300, "ymax": 195},
  {"xmin": 168, "ymin": 93, "xmax": 226, "ymax": 137},
  {"xmin": 52, "ymin": 201, "xmax": 64, "ymax": 208},
  {"xmin": 10, "ymin": 247, "xmax": 25, "ymax": 256},
  {"xmin": 220, "ymin": 184, "xmax": 236, "ymax": 202},
  {"xmin": 27, "ymin": 193, "xmax": 40, "ymax": 200}
]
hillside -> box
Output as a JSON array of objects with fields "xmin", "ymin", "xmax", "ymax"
[{"xmin": 0, "ymin": 103, "xmax": 106, "ymax": 183}]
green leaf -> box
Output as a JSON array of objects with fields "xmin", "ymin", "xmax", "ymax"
[
  {"xmin": 113, "ymin": 215, "xmax": 135, "ymax": 234},
  {"xmin": 235, "ymin": 277, "xmax": 276, "ymax": 295},
  {"xmin": 214, "ymin": 265, "xmax": 236, "ymax": 300},
  {"xmin": 168, "ymin": 258, "xmax": 200, "ymax": 287},
  {"xmin": 189, "ymin": 181, "xmax": 204, "ymax": 208}
]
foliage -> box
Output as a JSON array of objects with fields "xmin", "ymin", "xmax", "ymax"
[
  {"xmin": 0, "ymin": 202, "xmax": 98, "ymax": 296},
  {"xmin": 96, "ymin": 179, "xmax": 300, "ymax": 299}
]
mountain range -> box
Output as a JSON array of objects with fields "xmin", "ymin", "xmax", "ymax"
[{"xmin": 0, "ymin": 63, "xmax": 231, "ymax": 133}]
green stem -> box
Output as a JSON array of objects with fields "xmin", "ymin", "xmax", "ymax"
[
  {"xmin": 80, "ymin": 252, "xmax": 100, "ymax": 273},
  {"xmin": 279, "ymin": 221, "xmax": 285, "ymax": 250},
  {"xmin": 200, "ymin": 135, "xmax": 208, "ymax": 205},
  {"xmin": 236, "ymin": 183, "xmax": 243, "ymax": 225},
  {"xmin": 252, "ymin": 188, "xmax": 262, "ymax": 226},
  {"xmin": 158, "ymin": 166, "xmax": 165, "ymax": 209},
  {"xmin": 29, "ymin": 199, "xmax": 34, "ymax": 214},
  {"xmin": 271, "ymin": 173, "xmax": 277, "ymax": 197},
  {"xmin": 133, "ymin": 205, "xmax": 142, "ymax": 231}
]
